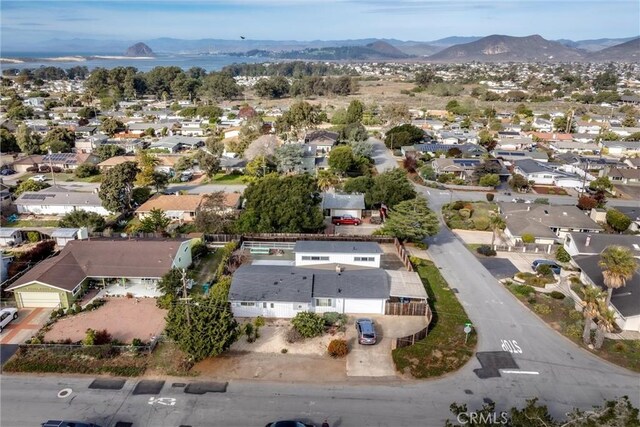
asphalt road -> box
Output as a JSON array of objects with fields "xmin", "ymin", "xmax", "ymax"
[{"xmin": 370, "ymin": 138, "xmax": 398, "ymax": 173}]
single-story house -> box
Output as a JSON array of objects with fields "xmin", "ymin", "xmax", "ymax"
[
  {"xmin": 499, "ymin": 203, "xmax": 603, "ymax": 245},
  {"xmin": 6, "ymin": 239, "xmax": 194, "ymax": 308},
  {"xmin": 600, "ymin": 141, "xmax": 640, "ymax": 157},
  {"xmin": 135, "ymin": 193, "xmax": 241, "ymax": 222},
  {"xmin": 97, "ymin": 155, "xmax": 138, "ymax": 171},
  {"xmin": 0, "ymin": 228, "xmax": 22, "ymax": 247},
  {"xmin": 431, "ymin": 158, "xmax": 481, "ymax": 180},
  {"xmin": 563, "ymin": 232, "xmax": 640, "ymax": 257},
  {"xmin": 494, "ymin": 137, "xmax": 534, "ymax": 151},
  {"xmin": 550, "ymin": 140, "xmax": 600, "ymax": 154},
  {"xmin": 294, "ymin": 241, "xmax": 382, "ymax": 268},
  {"xmin": 219, "ymin": 157, "xmax": 247, "ymax": 173},
  {"xmin": 305, "ymin": 130, "xmax": 338, "ymax": 155},
  {"xmin": 40, "ymin": 152, "xmax": 100, "ymax": 171},
  {"xmin": 607, "ymin": 167, "xmax": 640, "ymax": 185},
  {"xmin": 492, "ymin": 150, "xmax": 548, "ymax": 162},
  {"xmin": 512, "ymin": 159, "xmax": 583, "ymax": 188},
  {"xmin": 321, "ymin": 193, "xmax": 365, "ymax": 219},
  {"xmin": 75, "ymin": 135, "xmax": 109, "ymax": 154},
  {"xmin": 15, "ymin": 185, "xmax": 110, "ymax": 216},
  {"xmin": 11, "ymin": 155, "xmax": 44, "ymax": 173},
  {"xmin": 573, "ymin": 255, "xmax": 640, "ymax": 332},
  {"xmin": 402, "ymin": 143, "xmax": 486, "ymax": 158}
]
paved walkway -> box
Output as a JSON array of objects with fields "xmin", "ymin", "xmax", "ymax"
[{"xmin": 0, "ymin": 308, "xmax": 47, "ymax": 345}]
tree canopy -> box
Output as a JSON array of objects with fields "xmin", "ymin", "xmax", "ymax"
[
  {"xmin": 42, "ymin": 127, "xmax": 75, "ymax": 153},
  {"xmin": 194, "ymin": 192, "xmax": 238, "ymax": 234},
  {"xmin": 380, "ymin": 196, "xmax": 439, "ymax": 242},
  {"xmin": 235, "ymin": 174, "xmax": 324, "ymax": 233},
  {"xmin": 58, "ymin": 210, "xmax": 106, "ymax": 232},
  {"xmin": 384, "ymin": 124, "xmax": 424, "ymax": 149},
  {"xmin": 97, "ymin": 161, "xmax": 139, "ymax": 212}
]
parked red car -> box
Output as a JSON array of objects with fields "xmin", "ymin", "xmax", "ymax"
[{"xmin": 331, "ymin": 215, "xmax": 362, "ymax": 226}]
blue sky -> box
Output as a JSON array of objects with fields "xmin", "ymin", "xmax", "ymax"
[{"xmin": 1, "ymin": 0, "xmax": 638, "ymax": 47}]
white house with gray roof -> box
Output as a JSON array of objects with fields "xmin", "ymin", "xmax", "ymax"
[
  {"xmin": 294, "ymin": 241, "xmax": 382, "ymax": 268},
  {"xmin": 15, "ymin": 186, "xmax": 110, "ymax": 216}
]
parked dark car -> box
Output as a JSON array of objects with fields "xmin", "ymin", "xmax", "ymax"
[
  {"xmin": 355, "ymin": 318, "xmax": 377, "ymax": 345},
  {"xmin": 0, "ymin": 168, "xmax": 16, "ymax": 176},
  {"xmin": 532, "ymin": 259, "xmax": 562, "ymax": 275},
  {"xmin": 265, "ymin": 421, "xmax": 314, "ymax": 427},
  {"xmin": 42, "ymin": 421, "xmax": 101, "ymax": 427}
]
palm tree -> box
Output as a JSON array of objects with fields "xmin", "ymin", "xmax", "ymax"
[
  {"xmin": 316, "ymin": 170, "xmax": 339, "ymax": 192},
  {"xmin": 594, "ymin": 303, "xmax": 617, "ymax": 349},
  {"xmin": 489, "ymin": 215, "xmax": 506, "ymax": 247},
  {"xmin": 581, "ymin": 285, "xmax": 606, "ymax": 345},
  {"xmin": 598, "ymin": 246, "xmax": 638, "ymax": 307}
]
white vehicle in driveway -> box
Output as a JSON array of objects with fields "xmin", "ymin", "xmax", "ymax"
[
  {"xmin": 30, "ymin": 175, "xmax": 47, "ymax": 182},
  {"xmin": 0, "ymin": 307, "xmax": 18, "ymax": 332}
]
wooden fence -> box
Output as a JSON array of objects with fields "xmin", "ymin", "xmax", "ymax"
[
  {"xmin": 385, "ymin": 302, "xmax": 428, "ymax": 316},
  {"xmin": 395, "ymin": 325, "xmax": 429, "ymax": 349},
  {"xmin": 393, "ymin": 238, "xmax": 414, "ymax": 272}
]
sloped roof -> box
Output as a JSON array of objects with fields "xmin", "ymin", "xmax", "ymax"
[
  {"xmin": 499, "ymin": 203, "xmax": 603, "ymax": 238},
  {"xmin": 321, "ymin": 193, "xmax": 365, "ymax": 210},
  {"xmin": 136, "ymin": 194, "xmax": 203, "ymax": 213},
  {"xmin": 294, "ymin": 241, "xmax": 383, "ymax": 254},
  {"xmin": 8, "ymin": 239, "xmax": 188, "ymax": 292}
]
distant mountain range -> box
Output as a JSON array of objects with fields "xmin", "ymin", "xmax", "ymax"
[{"xmin": 3, "ymin": 34, "xmax": 638, "ymax": 62}]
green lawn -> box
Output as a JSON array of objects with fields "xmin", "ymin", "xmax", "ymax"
[
  {"xmin": 20, "ymin": 172, "xmax": 102, "ymax": 183},
  {"xmin": 210, "ymin": 173, "xmax": 246, "ymax": 184},
  {"xmin": 3, "ymin": 219, "xmax": 60, "ymax": 228},
  {"xmin": 392, "ymin": 259, "xmax": 477, "ymax": 378}
]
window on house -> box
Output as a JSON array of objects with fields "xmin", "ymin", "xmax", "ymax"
[
  {"xmin": 72, "ymin": 285, "xmax": 81, "ymax": 296},
  {"xmin": 240, "ymin": 302, "xmax": 255, "ymax": 307},
  {"xmin": 301, "ymin": 256, "xmax": 329, "ymax": 261},
  {"xmin": 270, "ymin": 303, "xmax": 274, "ymax": 308},
  {"xmin": 315, "ymin": 298, "xmax": 332, "ymax": 307},
  {"xmin": 354, "ymin": 256, "xmax": 374, "ymax": 262},
  {"xmin": 262, "ymin": 302, "xmax": 267, "ymax": 308}
]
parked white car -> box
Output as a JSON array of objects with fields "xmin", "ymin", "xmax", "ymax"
[
  {"xmin": 0, "ymin": 307, "xmax": 18, "ymax": 332},
  {"xmin": 30, "ymin": 175, "xmax": 47, "ymax": 182}
]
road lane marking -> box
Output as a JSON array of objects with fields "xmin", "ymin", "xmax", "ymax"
[
  {"xmin": 501, "ymin": 370, "xmax": 539, "ymax": 375},
  {"xmin": 500, "ymin": 339, "xmax": 522, "ymax": 354}
]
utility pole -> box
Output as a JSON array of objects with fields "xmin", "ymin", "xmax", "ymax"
[
  {"xmin": 48, "ymin": 149, "xmax": 56, "ymax": 186},
  {"xmin": 179, "ymin": 268, "xmax": 191, "ymax": 327}
]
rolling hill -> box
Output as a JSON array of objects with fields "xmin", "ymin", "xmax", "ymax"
[
  {"xmin": 587, "ymin": 37, "xmax": 640, "ymax": 61},
  {"xmin": 427, "ymin": 34, "xmax": 585, "ymax": 62}
]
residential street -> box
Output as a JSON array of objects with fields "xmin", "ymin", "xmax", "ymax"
[{"xmin": 370, "ymin": 137, "xmax": 398, "ymax": 173}]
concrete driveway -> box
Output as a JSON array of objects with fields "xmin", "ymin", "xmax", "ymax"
[
  {"xmin": 346, "ymin": 315, "xmax": 428, "ymax": 377},
  {"xmin": 0, "ymin": 308, "xmax": 50, "ymax": 345},
  {"xmin": 493, "ymin": 251, "xmax": 552, "ymax": 273}
]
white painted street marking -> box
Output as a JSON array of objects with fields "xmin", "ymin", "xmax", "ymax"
[
  {"xmin": 501, "ymin": 370, "xmax": 540, "ymax": 375},
  {"xmin": 148, "ymin": 397, "xmax": 177, "ymax": 406},
  {"xmin": 57, "ymin": 388, "xmax": 72, "ymax": 398},
  {"xmin": 500, "ymin": 339, "xmax": 523, "ymax": 354}
]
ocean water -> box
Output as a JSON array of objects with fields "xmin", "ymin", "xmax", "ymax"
[{"xmin": 0, "ymin": 53, "xmax": 270, "ymax": 72}]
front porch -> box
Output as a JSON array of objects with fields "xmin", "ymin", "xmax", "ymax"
[{"xmin": 89, "ymin": 277, "xmax": 162, "ymax": 299}]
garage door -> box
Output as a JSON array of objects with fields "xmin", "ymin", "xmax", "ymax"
[
  {"xmin": 344, "ymin": 299, "xmax": 383, "ymax": 314},
  {"xmin": 19, "ymin": 292, "xmax": 62, "ymax": 308}
]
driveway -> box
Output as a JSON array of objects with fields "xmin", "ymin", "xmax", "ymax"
[
  {"xmin": 493, "ymin": 251, "xmax": 552, "ymax": 273},
  {"xmin": 0, "ymin": 308, "xmax": 50, "ymax": 345},
  {"xmin": 346, "ymin": 315, "xmax": 428, "ymax": 377},
  {"xmin": 370, "ymin": 137, "xmax": 398, "ymax": 173},
  {"xmin": 477, "ymin": 257, "xmax": 519, "ymax": 280}
]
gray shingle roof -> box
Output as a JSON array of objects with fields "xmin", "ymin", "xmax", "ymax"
[
  {"xmin": 567, "ymin": 232, "xmax": 640, "ymax": 256},
  {"xmin": 293, "ymin": 241, "xmax": 383, "ymax": 254},
  {"xmin": 499, "ymin": 203, "xmax": 603, "ymax": 238},
  {"xmin": 229, "ymin": 265, "xmax": 389, "ymax": 302},
  {"xmin": 0, "ymin": 228, "xmax": 20, "ymax": 238},
  {"xmin": 321, "ymin": 193, "xmax": 365, "ymax": 210},
  {"xmin": 15, "ymin": 186, "xmax": 103, "ymax": 208},
  {"xmin": 573, "ymin": 255, "xmax": 640, "ymax": 317}
]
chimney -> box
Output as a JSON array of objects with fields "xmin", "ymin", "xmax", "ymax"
[
  {"xmin": 527, "ymin": 206, "xmax": 530, "ymax": 211},
  {"xmin": 335, "ymin": 265, "xmax": 343, "ymax": 273},
  {"xmin": 585, "ymin": 235, "xmax": 591, "ymax": 246}
]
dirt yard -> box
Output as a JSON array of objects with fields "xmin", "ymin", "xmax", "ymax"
[
  {"xmin": 44, "ymin": 297, "xmax": 166, "ymax": 344},
  {"xmin": 231, "ymin": 319, "xmax": 345, "ymax": 355}
]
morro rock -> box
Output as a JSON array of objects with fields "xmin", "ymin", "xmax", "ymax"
[{"xmin": 124, "ymin": 42, "xmax": 155, "ymax": 57}]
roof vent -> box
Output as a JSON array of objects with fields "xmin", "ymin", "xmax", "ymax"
[
  {"xmin": 302, "ymin": 276, "xmax": 307, "ymax": 280},
  {"xmin": 335, "ymin": 265, "xmax": 343, "ymax": 273},
  {"xmin": 338, "ymin": 288, "xmax": 342, "ymax": 293},
  {"xmin": 585, "ymin": 235, "xmax": 591, "ymax": 246},
  {"xmin": 562, "ymin": 212, "xmax": 567, "ymax": 216}
]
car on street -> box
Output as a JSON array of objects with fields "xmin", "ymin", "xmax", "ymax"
[
  {"xmin": 531, "ymin": 259, "xmax": 562, "ymax": 275},
  {"xmin": 0, "ymin": 307, "xmax": 18, "ymax": 333},
  {"xmin": 331, "ymin": 215, "xmax": 362, "ymax": 226},
  {"xmin": 265, "ymin": 421, "xmax": 314, "ymax": 427},
  {"xmin": 30, "ymin": 174, "xmax": 47, "ymax": 182},
  {"xmin": 42, "ymin": 421, "xmax": 101, "ymax": 427},
  {"xmin": 355, "ymin": 318, "xmax": 377, "ymax": 345},
  {"xmin": 0, "ymin": 168, "xmax": 16, "ymax": 176}
]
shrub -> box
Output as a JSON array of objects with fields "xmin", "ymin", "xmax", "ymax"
[
  {"xmin": 131, "ymin": 338, "xmax": 144, "ymax": 347},
  {"xmin": 190, "ymin": 241, "xmax": 208, "ymax": 260},
  {"xmin": 94, "ymin": 329, "xmax": 112, "ymax": 345},
  {"xmin": 527, "ymin": 296, "xmax": 538, "ymax": 304},
  {"xmin": 549, "ymin": 291, "xmax": 566, "ymax": 300},
  {"xmin": 473, "ymin": 217, "xmax": 490, "ymax": 231},
  {"xmin": 26, "ymin": 166, "xmax": 39, "ymax": 172},
  {"xmin": 26, "ymin": 231, "xmax": 40, "ymax": 243},
  {"xmin": 606, "ymin": 209, "xmax": 632, "ymax": 232},
  {"xmin": 521, "ymin": 233, "xmax": 536, "ymax": 244},
  {"xmin": 533, "ymin": 304, "xmax": 552, "ymax": 315},
  {"xmin": 414, "ymin": 241, "xmax": 428, "ymax": 250},
  {"xmin": 476, "ymin": 245, "xmax": 496, "ymax": 257},
  {"xmin": 569, "ymin": 310, "xmax": 583, "ymax": 321},
  {"xmin": 286, "ymin": 327, "xmax": 303, "ymax": 343},
  {"xmin": 613, "ymin": 342, "xmax": 628, "ymax": 353},
  {"xmin": 511, "ymin": 284, "xmax": 535, "ymax": 297},
  {"xmin": 322, "ymin": 312, "xmax": 348, "ymax": 327},
  {"xmin": 254, "ymin": 316, "xmax": 265, "ymax": 328},
  {"xmin": 555, "ymin": 246, "xmax": 571, "ymax": 263},
  {"xmin": 485, "ymin": 193, "xmax": 495, "ymax": 202},
  {"xmin": 458, "ymin": 209, "xmax": 471, "ymax": 219},
  {"xmin": 536, "ymin": 264, "xmax": 554, "ymax": 277},
  {"xmin": 83, "ymin": 329, "xmax": 97, "ymax": 346},
  {"xmin": 534, "ymin": 198, "xmax": 550, "ymax": 205},
  {"xmin": 291, "ymin": 312, "xmax": 325, "ymax": 338},
  {"xmin": 39, "ymin": 165, "xmax": 51, "ymax": 173},
  {"xmin": 52, "ymin": 166, "xmax": 63, "ymax": 173},
  {"xmin": 565, "ymin": 322, "xmax": 583, "ymax": 339},
  {"xmin": 451, "ymin": 201, "xmax": 465, "ymax": 210},
  {"xmin": 243, "ymin": 323, "xmax": 255, "ymax": 343},
  {"xmin": 281, "ymin": 348, "xmax": 288, "ymax": 354},
  {"xmin": 327, "ymin": 339, "xmax": 349, "ymax": 358},
  {"xmin": 74, "ymin": 164, "xmax": 99, "ymax": 178}
]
